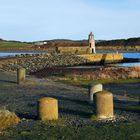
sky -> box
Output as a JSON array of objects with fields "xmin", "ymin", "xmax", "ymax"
[{"xmin": 0, "ymin": 0, "xmax": 140, "ymax": 41}]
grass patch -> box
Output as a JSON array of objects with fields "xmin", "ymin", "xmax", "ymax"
[
  {"xmin": 0, "ymin": 41, "xmax": 32, "ymax": 49},
  {"xmin": 53, "ymin": 77, "xmax": 140, "ymax": 87},
  {"xmin": 90, "ymin": 114, "xmax": 97, "ymax": 121},
  {"xmin": 24, "ymin": 80, "xmax": 38, "ymax": 85},
  {"xmin": 3, "ymin": 121, "xmax": 140, "ymax": 140},
  {"xmin": 115, "ymin": 104, "xmax": 140, "ymax": 113}
]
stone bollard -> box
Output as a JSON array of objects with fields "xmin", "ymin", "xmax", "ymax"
[
  {"xmin": 38, "ymin": 97, "xmax": 58, "ymax": 121},
  {"xmin": 94, "ymin": 90, "xmax": 114, "ymax": 119},
  {"xmin": 89, "ymin": 84, "xmax": 103, "ymax": 104},
  {"xmin": 17, "ymin": 68, "xmax": 26, "ymax": 84},
  {"xmin": 138, "ymin": 96, "xmax": 140, "ymax": 105}
]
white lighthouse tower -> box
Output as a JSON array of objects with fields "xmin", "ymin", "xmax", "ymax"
[{"xmin": 88, "ymin": 32, "xmax": 96, "ymax": 54}]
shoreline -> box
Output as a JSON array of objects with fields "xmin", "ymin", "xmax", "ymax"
[
  {"xmin": 0, "ymin": 48, "xmax": 140, "ymax": 53},
  {"xmin": 0, "ymin": 54, "xmax": 139, "ymax": 80}
]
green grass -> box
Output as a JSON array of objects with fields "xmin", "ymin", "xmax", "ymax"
[
  {"xmin": 53, "ymin": 77, "xmax": 140, "ymax": 87},
  {"xmin": 4, "ymin": 121, "xmax": 140, "ymax": 140},
  {"xmin": 0, "ymin": 41, "xmax": 32, "ymax": 49},
  {"xmin": 115, "ymin": 104, "xmax": 140, "ymax": 113}
]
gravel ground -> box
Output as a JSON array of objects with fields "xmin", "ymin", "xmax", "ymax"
[{"xmin": 0, "ymin": 71, "xmax": 139, "ymax": 126}]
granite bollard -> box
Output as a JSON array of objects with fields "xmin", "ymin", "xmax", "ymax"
[
  {"xmin": 38, "ymin": 97, "xmax": 58, "ymax": 121},
  {"xmin": 89, "ymin": 84, "xmax": 103, "ymax": 104},
  {"xmin": 94, "ymin": 90, "xmax": 114, "ymax": 119}
]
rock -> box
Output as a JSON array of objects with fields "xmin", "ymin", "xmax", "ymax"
[
  {"xmin": 0, "ymin": 54, "xmax": 87, "ymax": 74},
  {"xmin": 0, "ymin": 110, "xmax": 21, "ymax": 131}
]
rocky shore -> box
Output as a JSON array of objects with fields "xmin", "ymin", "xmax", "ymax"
[{"xmin": 0, "ymin": 54, "xmax": 87, "ymax": 73}]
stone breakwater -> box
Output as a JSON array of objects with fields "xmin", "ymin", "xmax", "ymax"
[{"xmin": 0, "ymin": 54, "xmax": 87, "ymax": 74}]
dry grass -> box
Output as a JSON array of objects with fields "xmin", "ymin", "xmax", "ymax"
[
  {"xmin": 129, "ymin": 66, "xmax": 140, "ymax": 78},
  {"xmin": 35, "ymin": 66, "xmax": 140, "ymax": 80}
]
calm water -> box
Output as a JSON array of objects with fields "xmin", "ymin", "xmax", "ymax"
[
  {"xmin": 0, "ymin": 52, "xmax": 139, "ymax": 58},
  {"xmin": 0, "ymin": 52, "xmax": 139, "ymax": 66},
  {"xmin": 115, "ymin": 62, "xmax": 140, "ymax": 67},
  {"xmin": 120, "ymin": 52, "xmax": 140, "ymax": 66},
  {"xmin": 123, "ymin": 52, "xmax": 140, "ymax": 59},
  {"xmin": 0, "ymin": 52, "xmax": 45, "ymax": 57}
]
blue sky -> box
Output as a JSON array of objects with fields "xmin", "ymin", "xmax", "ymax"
[{"xmin": 0, "ymin": 0, "xmax": 140, "ymax": 41}]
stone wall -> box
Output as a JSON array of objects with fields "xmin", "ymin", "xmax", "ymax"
[
  {"xmin": 56, "ymin": 47, "xmax": 92, "ymax": 54},
  {"xmin": 78, "ymin": 54, "xmax": 124, "ymax": 62}
]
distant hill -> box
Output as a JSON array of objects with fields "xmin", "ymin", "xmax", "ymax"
[
  {"xmin": 96, "ymin": 37, "xmax": 140, "ymax": 47},
  {"xmin": 34, "ymin": 37, "xmax": 140, "ymax": 48},
  {"xmin": 0, "ymin": 37, "xmax": 140, "ymax": 51},
  {"xmin": 0, "ymin": 38, "xmax": 4, "ymax": 41},
  {"xmin": 0, "ymin": 40, "xmax": 32, "ymax": 50},
  {"xmin": 34, "ymin": 39, "xmax": 105, "ymax": 48}
]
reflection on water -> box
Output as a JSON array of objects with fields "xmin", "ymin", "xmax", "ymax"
[
  {"xmin": 68, "ymin": 65, "xmax": 103, "ymax": 69},
  {"xmin": 70, "ymin": 62, "xmax": 140, "ymax": 68},
  {"xmin": 0, "ymin": 52, "xmax": 45, "ymax": 57},
  {"xmin": 115, "ymin": 62, "xmax": 140, "ymax": 67}
]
